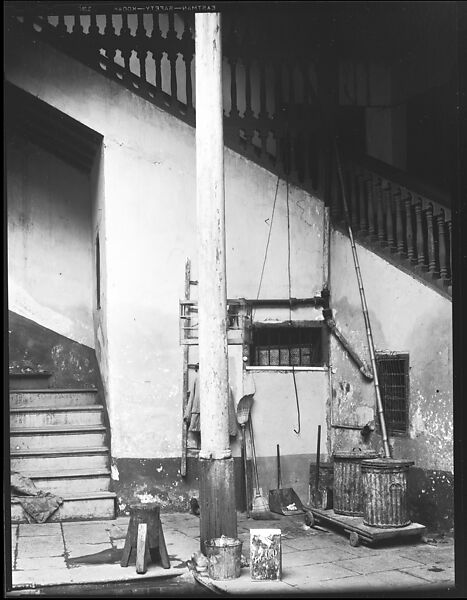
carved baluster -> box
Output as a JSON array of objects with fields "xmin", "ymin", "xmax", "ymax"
[
  {"xmin": 317, "ymin": 142, "xmax": 326, "ymax": 199},
  {"xmin": 83, "ymin": 12, "xmax": 99, "ymax": 64},
  {"xmin": 166, "ymin": 13, "xmax": 178, "ymax": 107},
  {"xmin": 414, "ymin": 199, "xmax": 425, "ymax": 269},
  {"xmin": 366, "ymin": 176, "xmax": 375, "ymax": 239},
  {"xmin": 258, "ymin": 58, "xmax": 268, "ymax": 160},
  {"xmin": 425, "ymin": 203, "xmax": 437, "ymax": 276},
  {"xmin": 88, "ymin": 12, "xmax": 99, "ymax": 38},
  {"xmin": 330, "ymin": 154, "xmax": 340, "ymax": 220},
  {"xmin": 300, "ymin": 62, "xmax": 312, "ymax": 187},
  {"xmin": 151, "ymin": 13, "xmax": 163, "ymax": 95},
  {"xmin": 375, "ymin": 177, "xmax": 385, "ymax": 244},
  {"xmin": 72, "ymin": 13, "xmax": 84, "ymax": 41},
  {"xmin": 349, "ymin": 165, "xmax": 359, "ymax": 230},
  {"xmin": 135, "ymin": 13, "xmax": 147, "ymax": 82},
  {"xmin": 405, "ymin": 195, "xmax": 415, "ymax": 262},
  {"xmin": 56, "ymin": 14, "xmax": 67, "ymax": 37},
  {"xmin": 273, "ymin": 61, "xmax": 284, "ymax": 173},
  {"xmin": 103, "ymin": 13, "xmax": 116, "ymax": 73},
  {"xmin": 438, "ymin": 210, "xmax": 448, "ymax": 280},
  {"xmin": 395, "ymin": 188, "xmax": 404, "ymax": 255},
  {"xmin": 181, "ymin": 15, "xmax": 194, "ymax": 118},
  {"xmin": 119, "ymin": 13, "xmax": 132, "ymax": 84},
  {"xmin": 287, "ymin": 64, "xmax": 298, "ymax": 181},
  {"xmin": 447, "ymin": 220, "xmax": 452, "ymax": 282},
  {"xmin": 384, "ymin": 182, "xmax": 395, "ymax": 250},
  {"xmin": 243, "ymin": 54, "xmax": 254, "ymax": 154},
  {"xmin": 356, "ymin": 171, "xmax": 367, "ymax": 235}
]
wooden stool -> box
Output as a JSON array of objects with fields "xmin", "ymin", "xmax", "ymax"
[{"xmin": 120, "ymin": 503, "xmax": 170, "ymax": 573}]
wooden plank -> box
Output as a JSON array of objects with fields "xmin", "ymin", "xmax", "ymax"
[
  {"xmin": 158, "ymin": 518, "xmax": 171, "ymax": 569},
  {"xmin": 136, "ymin": 523, "xmax": 149, "ymax": 574},
  {"xmin": 180, "ymin": 258, "xmax": 191, "ymax": 477},
  {"xmin": 309, "ymin": 507, "xmax": 426, "ymax": 542}
]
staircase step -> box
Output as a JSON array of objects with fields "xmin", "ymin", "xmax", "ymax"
[
  {"xmin": 11, "ymin": 447, "xmax": 110, "ymax": 471},
  {"xmin": 11, "ymin": 491, "xmax": 116, "ymax": 523},
  {"xmin": 10, "ymin": 425, "xmax": 106, "ymax": 451},
  {"xmin": 10, "ymin": 405, "xmax": 104, "ymax": 427},
  {"xmin": 23, "ymin": 468, "xmax": 111, "ymax": 494},
  {"xmin": 9, "ymin": 372, "xmax": 52, "ymax": 390},
  {"xmin": 10, "ymin": 389, "xmax": 99, "ymax": 408}
]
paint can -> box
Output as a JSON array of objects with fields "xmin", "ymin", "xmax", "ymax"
[
  {"xmin": 361, "ymin": 458, "xmax": 414, "ymax": 528},
  {"xmin": 205, "ymin": 536, "xmax": 242, "ymax": 580},
  {"xmin": 333, "ymin": 449, "xmax": 379, "ymax": 516}
]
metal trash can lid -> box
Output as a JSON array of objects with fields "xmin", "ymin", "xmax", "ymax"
[
  {"xmin": 333, "ymin": 449, "xmax": 379, "ymax": 460},
  {"xmin": 361, "ymin": 458, "xmax": 415, "ymax": 469}
]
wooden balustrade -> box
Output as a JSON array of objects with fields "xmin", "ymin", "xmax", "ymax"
[
  {"xmin": 333, "ymin": 159, "xmax": 452, "ymax": 291},
  {"xmin": 8, "ymin": 9, "xmax": 452, "ymax": 293}
]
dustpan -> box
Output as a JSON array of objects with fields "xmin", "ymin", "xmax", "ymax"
[{"xmin": 269, "ymin": 444, "xmax": 305, "ymax": 516}]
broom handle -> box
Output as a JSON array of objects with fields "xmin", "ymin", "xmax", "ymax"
[
  {"xmin": 248, "ymin": 418, "xmax": 260, "ymax": 492},
  {"xmin": 315, "ymin": 425, "xmax": 321, "ymax": 491},
  {"xmin": 277, "ymin": 444, "xmax": 281, "ymax": 489},
  {"xmin": 242, "ymin": 425, "xmax": 250, "ymax": 517}
]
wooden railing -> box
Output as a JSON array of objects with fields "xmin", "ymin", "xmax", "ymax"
[
  {"xmin": 6, "ymin": 9, "xmax": 452, "ymax": 294},
  {"xmin": 329, "ymin": 154, "xmax": 452, "ymax": 290}
]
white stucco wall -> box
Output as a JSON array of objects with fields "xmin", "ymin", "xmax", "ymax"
[
  {"xmin": 330, "ymin": 230, "xmax": 453, "ymax": 472},
  {"xmin": 7, "ymin": 32, "xmax": 451, "ymax": 477},
  {"xmin": 7, "ymin": 134, "xmax": 94, "ymax": 347},
  {"xmin": 5, "ymin": 34, "xmax": 327, "ymax": 462}
]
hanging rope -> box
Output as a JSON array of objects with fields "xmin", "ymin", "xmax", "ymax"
[
  {"xmin": 292, "ymin": 365, "xmax": 301, "ymax": 435},
  {"xmin": 253, "ymin": 174, "xmax": 281, "ymax": 321},
  {"xmin": 285, "ymin": 176, "xmax": 292, "ymax": 323},
  {"xmin": 284, "ymin": 168, "xmax": 300, "ymax": 434}
]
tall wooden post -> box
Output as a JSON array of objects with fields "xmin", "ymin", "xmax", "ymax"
[{"xmin": 195, "ymin": 12, "xmax": 237, "ymax": 554}]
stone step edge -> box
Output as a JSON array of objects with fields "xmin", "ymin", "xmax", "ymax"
[
  {"xmin": 11, "ymin": 406, "xmax": 103, "ymax": 413},
  {"xmin": 18, "ymin": 467, "xmax": 111, "ymax": 479},
  {"xmin": 11, "ymin": 491, "xmax": 116, "ymax": 503},
  {"xmin": 10, "ymin": 388, "xmax": 98, "ymax": 394},
  {"xmin": 11, "ymin": 424, "xmax": 106, "ymax": 435},
  {"xmin": 11, "ymin": 446, "xmax": 110, "ymax": 457}
]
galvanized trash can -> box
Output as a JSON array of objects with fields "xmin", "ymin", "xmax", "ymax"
[
  {"xmin": 361, "ymin": 458, "xmax": 414, "ymax": 528},
  {"xmin": 205, "ymin": 536, "xmax": 242, "ymax": 580},
  {"xmin": 333, "ymin": 449, "xmax": 379, "ymax": 516}
]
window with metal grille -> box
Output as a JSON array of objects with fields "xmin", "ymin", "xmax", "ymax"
[
  {"xmin": 376, "ymin": 353, "xmax": 409, "ymax": 435},
  {"xmin": 250, "ymin": 325, "xmax": 326, "ymax": 367}
]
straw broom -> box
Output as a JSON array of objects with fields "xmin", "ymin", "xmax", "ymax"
[{"xmin": 236, "ymin": 395, "xmax": 253, "ymax": 516}]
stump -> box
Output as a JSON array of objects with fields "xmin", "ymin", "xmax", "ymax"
[{"xmin": 120, "ymin": 503, "xmax": 170, "ymax": 571}]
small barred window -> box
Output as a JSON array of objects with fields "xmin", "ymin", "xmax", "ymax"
[
  {"xmin": 250, "ymin": 325, "xmax": 327, "ymax": 367},
  {"xmin": 376, "ymin": 353, "xmax": 409, "ymax": 435}
]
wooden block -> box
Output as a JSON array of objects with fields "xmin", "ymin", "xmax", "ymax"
[
  {"xmin": 250, "ymin": 529, "xmax": 281, "ymax": 581},
  {"xmin": 136, "ymin": 523, "xmax": 149, "ymax": 574}
]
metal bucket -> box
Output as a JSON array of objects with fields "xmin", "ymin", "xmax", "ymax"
[
  {"xmin": 333, "ymin": 449, "xmax": 379, "ymax": 516},
  {"xmin": 361, "ymin": 458, "xmax": 414, "ymax": 528},
  {"xmin": 205, "ymin": 537, "xmax": 242, "ymax": 580}
]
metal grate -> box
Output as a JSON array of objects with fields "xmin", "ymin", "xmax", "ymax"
[
  {"xmin": 252, "ymin": 326, "xmax": 323, "ymax": 367},
  {"xmin": 376, "ymin": 353, "xmax": 409, "ymax": 435}
]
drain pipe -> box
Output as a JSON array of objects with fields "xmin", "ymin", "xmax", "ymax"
[{"xmin": 333, "ymin": 140, "xmax": 392, "ymax": 459}]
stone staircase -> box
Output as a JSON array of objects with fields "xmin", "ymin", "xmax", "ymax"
[{"xmin": 10, "ymin": 386, "xmax": 116, "ymax": 522}]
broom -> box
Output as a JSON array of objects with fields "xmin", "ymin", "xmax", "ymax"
[
  {"xmin": 236, "ymin": 395, "xmax": 253, "ymax": 516},
  {"xmin": 249, "ymin": 414, "xmax": 279, "ymax": 520}
]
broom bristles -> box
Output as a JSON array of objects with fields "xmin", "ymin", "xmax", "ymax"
[{"xmin": 252, "ymin": 493, "xmax": 269, "ymax": 512}]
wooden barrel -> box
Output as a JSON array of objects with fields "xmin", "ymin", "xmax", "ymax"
[
  {"xmin": 205, "ymin": 537, "xmax": 242, "ymax": 580},
  {"xmin": 333, "ymin": 450, "xmax": 379, "ymax": 516},
  {"xmin": 361, "ymin": 458, "xmax": 414, "ymax": 528}
]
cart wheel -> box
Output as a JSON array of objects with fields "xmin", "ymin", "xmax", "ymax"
[
  {"xmin": 305, "ymin": 511, "xmax": 315, "ymax": 527},
  {"xmin": 349, "ymin": 532, "xmax": 360, "ymax": 547}
]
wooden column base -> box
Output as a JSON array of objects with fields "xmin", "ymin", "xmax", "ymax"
[{"xmin": 199, "ymin": 456, "xmax": 237, "ymax": 554}]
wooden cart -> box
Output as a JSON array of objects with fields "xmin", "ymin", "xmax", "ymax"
[{"xmin": 304, "ymin": 507, "xmax": 427, "ymax": 547}]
